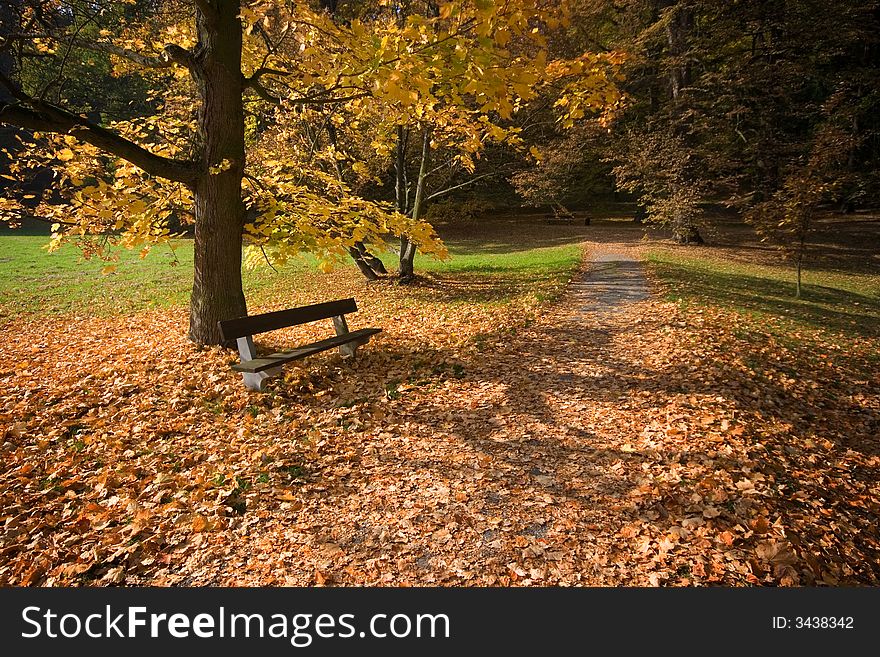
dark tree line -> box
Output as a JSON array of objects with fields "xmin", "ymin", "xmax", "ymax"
[{"xmin": 514, "ymin": 0, "xmax": 880, "ymax": 244}]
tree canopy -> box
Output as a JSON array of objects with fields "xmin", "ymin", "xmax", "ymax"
[{"xmin": 0, "ymin": 0, "xmax": 622, "ymax": 342}]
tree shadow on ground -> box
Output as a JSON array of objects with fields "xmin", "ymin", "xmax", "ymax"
[
  {"xmin": 385, "ymin": 308, "xmax": 880, "ymax": 581},
  {"xmin": 647, "ymin": 214, "xmax": 880, "ymax": 275},
  {"xmin": 654, "ymin": 261, "xmax": 880, "ymax": 337},
  {"xmin": 241, "ymin": 270, "xmax": 880, "ymax": 583}
]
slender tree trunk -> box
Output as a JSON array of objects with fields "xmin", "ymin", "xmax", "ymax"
[
  {"xmin": 394, "ymin": 124, "xmax": 408, "ymax": 214},
  {"xmin": 324, "ymin": 122, "xmax": 385, "ymax": 280},
  {"xmin": 393, "ymin": 125, "xmax": 416, "ymax": 281},
  {"xmin": 399, "ymin": 236, "xmax": 417, "ymax": 282},
  {"xmin": 188, "ymin": 0, "xmax": 247, "ymax": 346},
  {"xmin": 348, "ymin": 246, "xmax": 379, "ymax": 280},
  {"xmin": 356, "ymin": 241, "xmax": 387, "ymax": 274},
  {"xmin": 665, "ymin": 1, "xmax": 704, "ymax": 245},
  {"xmin": 666, "ymin": 4, "xmax": 693, "ymax": 105},
  {"xmin": 399, "ymin": 127, "xmax": 430, "ymax": 283}
]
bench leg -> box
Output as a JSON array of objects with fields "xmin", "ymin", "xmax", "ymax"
[
  {"xmin": 241, "ymin": 366, "xmax": 283, "ymax": 392},
  {"xmin": 237, "ymin": 335, "xmax": 284, "ymax": 392},
  {"xmin": 332, "ymin": 315, "xmax": 358, "ymax": 358}
]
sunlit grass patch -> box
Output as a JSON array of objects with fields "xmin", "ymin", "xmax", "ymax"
[{"xmin": 647, "ymin": 249, "xmax": 880, "ymax": 339}]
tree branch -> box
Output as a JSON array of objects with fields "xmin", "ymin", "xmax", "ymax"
[
  {"xmin": 248, "ymin": 66, "xmax": 292, "ymax": 83},
  {"xmin": 244, "ymin": 78, "xmax": 284, "ymax": 104},
  {"xmin": 0, "ymin": 92, "xmax": 198, "ymax": 185},
  {"xmin": 71, "ymin": 40, "xmax": 171, "ymax": 68},
  {"xmin": 162, "ymin": 44, "xmax": 198, "ymax": 72},
  {"xmin": 67, "ymin": 39, "xmax": 198, "ymax": 75},
  {"xmin": 243, "ymin": 76, "xmax": 369, "ymax": 106},
  {"xmin": 423, "ymin": 172, "xmax": 496, "ymax": 204},
  {"xmin": 425, "ymin": 156, "xmax": 457, "ymax": 178},
  {"xmin": 293, "ymin": 91, "xmax": 370, "ymax": 105}
]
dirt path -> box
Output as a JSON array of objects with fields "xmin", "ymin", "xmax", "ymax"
[
  {"xmin": 196, "ymin": 246, "xmax": 676, "ymax": 586},
  {"xmin": 570, "ymin": 253, "xmax": 650, "ymax": 314}
]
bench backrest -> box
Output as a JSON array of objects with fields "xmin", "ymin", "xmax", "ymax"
[{"xmin": 218, "ymin": 298, "xmax": 358, "ymax": 341}]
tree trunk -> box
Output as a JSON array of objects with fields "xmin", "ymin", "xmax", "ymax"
[
  {"xmin": 665, "ymin": 3, "xmax": 693, "ymax": 104},
  {"xmin": 672, "ymin": 221, "xmax": 704, "ymax": 244},
  {"xmin": 356, "ymin": 241, "xmax": 387, "ymax": 274},
  {"xmin": 323, "ymin": 121, "xmax": 387, "ymax": 281},
  {"xmin": 394, "ymin": 125, "xmax": 409, "ymax": 214},
  {"xmin": 349, "ymin": 246, "xmax": 379, "ymax": 280},
  {"xmin": 399, "ymin": 127, "xmax": 430, "ymax": 284},
  {"xmin": 188, "ymin": 0, "xmax": 248, "ymax": 346},
  {"xmin": 399, "ymin": 236, "xmax": 417, "ymax": 282},
  {"xmin": 664, "ymin": 2, "xmax": 704, "ymax": 247},
  {"xmin": 190, "ymin": 192, "xmax": 247, "ymax": 345},
  {"xmin": 633, "ymin": 203, "xmax": 647, "ymax": 224}
]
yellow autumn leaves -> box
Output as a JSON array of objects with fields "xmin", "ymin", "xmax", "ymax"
[{"xmin": 1, "ymin": 0, "xmax": 623, "ymax": 275}]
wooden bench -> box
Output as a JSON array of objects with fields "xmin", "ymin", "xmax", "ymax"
[
  {"xmin": 217, "ymin": 298, "xmax": 381, "ymax": 392},
  {"xmin": 545, "ymin": 202, "xmax": 590, "ymax": 226}
]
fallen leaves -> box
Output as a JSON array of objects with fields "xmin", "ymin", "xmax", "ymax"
[
  {"xmin": 192, "ymin": 515, "xmax": 214, "ymax": 533},
  {"xmin": 0, "ymin": 245, "xmax": 878, "ymax": 587}
]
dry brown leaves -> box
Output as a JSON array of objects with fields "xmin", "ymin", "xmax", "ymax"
[{"xmin": 1, "ymin": 261, "xmax": 877, "ymax": 587}]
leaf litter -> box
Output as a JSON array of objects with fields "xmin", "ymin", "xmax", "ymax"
[{"xmin": 0, "ymin": 254, "xmax": 877, "ymax": 587}]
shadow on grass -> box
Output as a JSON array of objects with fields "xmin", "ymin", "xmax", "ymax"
[
  {"xmin": 435, "ymin": 218, "xmax": 646, "ymax": 256},
  {"xmin": 402, "ymin": 272, "xmax": 572, "ymax": 305},
  {"xmin": 653, "ymin": 261, "xmax": 880, "ymax": 338}
]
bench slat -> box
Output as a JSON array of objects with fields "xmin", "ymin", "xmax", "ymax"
[
  {"xmin": 231, "ymin": 328, "xmax": 381, "ymax": 373},
  {"xmin": 218, "ymin": 298, "xmax": 359, "ymax": 341}
]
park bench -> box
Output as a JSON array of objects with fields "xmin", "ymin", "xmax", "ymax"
[
  {"xmin": 217, "ymin": 298, "xmax": 381, "ymax": 392},
  {"xmin": 545, "ymin": 202, "xmax": 590, "ymax": 226}
]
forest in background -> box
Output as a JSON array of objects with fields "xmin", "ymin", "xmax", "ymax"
[
  {"xmin": 2, "ymin": 1, "xmax": 878, "ymax": 246},
  {"xmin": 2, "ymin": 0, "xmax": 879, "ymax": 347}
]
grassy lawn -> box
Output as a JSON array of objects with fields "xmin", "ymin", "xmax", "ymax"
[
  {"xmin": 0, "ymin": 230, "xmax": 583, "ymax": 317},
  {"xmin": 647, "ymin": 249, "xmax": 880, "ymax": 340},
  {"xmin": 0, "ymin": 236, "xmax": 301, "ymax": 316}
]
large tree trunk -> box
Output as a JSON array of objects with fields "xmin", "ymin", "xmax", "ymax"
[
  {"xmin": 190, "ymin": 183, "xmax": 247, "ymax": 345},
  {"xmin": 188, "ymin": 1, "xmax": 247, "ymax": 346}
]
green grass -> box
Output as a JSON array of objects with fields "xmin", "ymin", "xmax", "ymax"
[
  {"xmin": 410, "ymin": 243, "xmax": 581, "ymax": 304},
  {"xmin": 647, "ymin": 249, "xmax": 880, "ymax": 338},
  {"xmin": 0, "ymin": 236, "xmax": 190, "ymax": 315},
  {"xmin": 0, "ymin": 234, "xmax": 582, "ymax": 317},
  {"xmin": 414, "ymin": 243, "xmax": 581, "ymax": 275},
  {"xmin": 0, "ymin": 236, "xmax": 307, "ymax": 316}
]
